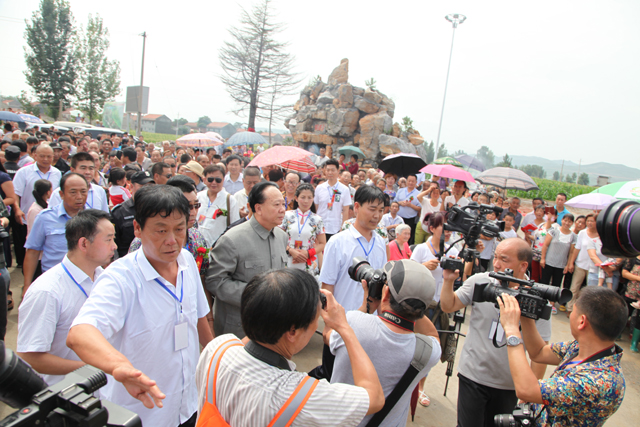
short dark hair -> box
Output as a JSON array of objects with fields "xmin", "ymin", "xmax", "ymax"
[
  {"xmin": 285, "ymin": 171, "xmax": 300, "ymax": 182},
  {"xmin": 151, "ymin": 162, "xmax": 170, "ymax": 177},
  {"xmin": 575, "ymin": 215, "xmax": 586, "ymax": 223},
  {"xmin": 248, "ymin": 181, "xmax": 278, "ymax": 213},
  {"xmin": 241, "ymin": 269, "xmax": 320, "ymax": 344},
  {"xmin": 563, "ymin": 213, "xmax": 575, "ymax": 222},
  {"xmin": 503, "ymin": 211, "xmax": 515, "ymax": 220},
  {"xmin": 206, "ymin": 147, "xmax": 216, "ymax": 154},
  {"xmin": 108, "ymin": 167, "xmax": 126, "ymax": 184},
  {"xmin": 122, "ymin": 147, "xmax": 137, "ymax": 162},
  {"xmin": 425, "ymin": 212, "xmax": 445, "ymax": 230},
  {"xmin": 323, "ymin": 159, "xmax": 339, "ymax": 170},
  {"xmin": 66, "ymin": 209, "xmax": 111, "ymax": 251},
  {"xmin": 166, "ymin": 174, "xmax": 196, "ymax": 193},
  {"xmin": 180, "ymin": 153, "xmax": 191, "ymax": 164},
  {"xmin": 268, "ymin": 168, "xmax": 284, "ymax": 182},
  {"xmin": 243, "ymin": 166, "xmax": 261, "ymax": 177},
  {"xmin": 70, "ymin": 152, "xmax": 94, "ymax": 169},
  {"xmin": 407, "ymin": 174, "xmax": 417, "ymax": 180},
  {"xmin": 354, "ymin": 185, "xmax": 385, "ymax": 206},
  {"xmin": 557, "ymin": 192, "xmax": 567, "ymax": 201},
  {"xmin": 134, "ymin": 185, "xmax": 190, "ymax": 229},
  {"xmin": 212, "ymin": 154, "xmax": 221, "ymax": 161},
  {"xmin": 11, "ymin": 140, "xmax": 27, "ymax": 153},
  {"xmin": 60, "ymin": 172, "xmax": 88, "ymax": 192},
  {"xmin": 226, "ymin": 154, "xmax": 242, "ymax": 165},
  {"xmin": 109, "ymin": 150, "xmax": 122, "ymax": 159},
  {"xmin": 388, "ymin": 288, "xmax": 427, "ymax": 321},
  {"xmin": 533, "ymin": 197, "xmax": 544, "ymax": 204},
  {"xmin": 26, "ymin": 136, "xmax": 38, "ymax": 145},
  {"xmin": 223, "ymin": 148, "xmax": 232, "ymax": 155},
  {"xmin": 203, "ymin": 164, "xmax": 225, "ymax": 176},
  {"xmin": 576, "ymin": 287, "xmax": 628, "ymax": 341}
]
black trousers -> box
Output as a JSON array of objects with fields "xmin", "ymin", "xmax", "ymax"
[
  {"xmin": 9, "ymin": 215, "xmax": 26, "ymax": 267},
  {"xmin": 178, "ymin": 412, "xmax": 197, "ymax": 427},
  {"xmin": 400, "ymin": 216, "xmax": 417, "ymax": 245},
  {"xmin": 541, "ymin": 265, "xmax": 564, "ymax": 287},
  {"xmin": 325, "ymin": 233, "xmax": 335, "ymax": 241},
  {"xmin": 457, "ymin": 374, "xmax": 518, "ymax": 427},
  {"xmin": 308, "ymin": 344, "xmax": 335, "ymax": 381}
]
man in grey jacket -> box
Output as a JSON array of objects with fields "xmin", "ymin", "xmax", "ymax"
[{"xmin": 207, "ymin": 181, "xmax": 288, "ymax": 338}]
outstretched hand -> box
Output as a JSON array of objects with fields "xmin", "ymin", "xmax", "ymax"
[{"xmin": 112, "ymin": 365, "xmax": 166, "ymax": 409}]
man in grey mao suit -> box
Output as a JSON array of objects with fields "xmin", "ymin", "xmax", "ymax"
[{"xmin": 207, "ymin": 181, "xmax": 289, "ymax": 338}]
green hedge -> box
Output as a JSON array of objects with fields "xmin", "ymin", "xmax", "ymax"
[
  {"xmin": 506, "ymin": 178, "xmax": 595, "ymax": 201},
  {"xmin": 140, "ymin": 132, "xmax": 179, "ymax": 144}
]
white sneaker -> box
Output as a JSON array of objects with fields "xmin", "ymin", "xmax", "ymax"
[{"xmin": 551, "ymin": 306, "xmax": 558, "ymax": 315}]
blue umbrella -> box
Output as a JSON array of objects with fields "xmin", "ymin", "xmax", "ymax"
[
  {"xmin": 455, "ymin": 154, "xmax": 486, "ymax": 171},
  {"xmin": 0, "ymin": 111, "xmax": 24, "ymax": 122},
  {"xmin": 18, "ymin": 114, "xmax": 44, "ymax": 124},
  {"xmin": 224, "ymin": 131, "xmax": 266, "ymax": 147}
]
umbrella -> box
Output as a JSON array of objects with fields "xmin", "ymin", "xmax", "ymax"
[
  {"xmin": 420, "ymin": 164, "xmax": 475, "ymax": 183},
  {"xmin": 338, "ymin": 146, "xmax": 365, "ymax": 160},
  {"xmin": 454, "ymin": 154, "xmax": 485, "ymax": 171},
  {"xmin": 434, "ymin": 156, "xmax": 463, "ymax": 167},
  {"xmin": 475, "ymin": 167, "xmax": 539, "ymax": 191},
  {"xmin": 18, "ymin": 114, "xmax": 44, "ymax": 124},
  {"xmin": 177, "ymin": 133, "xmax": 223, "ymax": 147},
  {"xmin": 379, "ymin": 153, "xmax": 427, "ymax": 178},
  {"xmin": 205, "ymin": 131, "xmax": 224, "ymax": 141},
  {"xmin": 225, "ymin": 130, "xmax": 266, "ymax": 147},
  {"xmin": 591, "ymin": 180, "xmax": 640, "ymax": 201},
  {"xmin": 566, "ymin": 193, "xmax": 616, "ymax": 210},
  {"xmin": 248, "ymin": 145, "xmax": 314, "ymax": 170},
  {"xmin": 0, "ymin": 111, "xmax": 23, "ymax": 122},
  {"xmin": 281, "ymin": 156, "xmax": 316, "ymax": 173}
]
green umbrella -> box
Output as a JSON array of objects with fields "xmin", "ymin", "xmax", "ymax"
[
  {"xmin": 434, "ymin": 156, "xmax": 463, "ymax": 167},
  {"xmin": 338, "ymin": 146, "xmax": 365, "ymax": 159},
  {"xmin": 591, "ymin": 180, "xmax": 640, "ymax": 201}
]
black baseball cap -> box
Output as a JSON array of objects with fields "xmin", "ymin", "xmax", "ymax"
[
  {"xmin": 5, "ymin": 145, "xmax": 20, "ymax": 161},
  {"xmin": 49, "ymin": 141, "xmax": 63, "ymax": 150},
  {"xmin": 131, "ymin": 171, "xmax": 155, "ymax": 185}
]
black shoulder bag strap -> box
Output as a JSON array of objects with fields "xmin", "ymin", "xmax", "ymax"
[{"xmin": 366, "ymin": 334, "xmax": 434, "ymax": 427}]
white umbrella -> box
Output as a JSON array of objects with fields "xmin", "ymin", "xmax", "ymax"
[
  {"xmin": 566, "ymin": 193, "xmax": 616, "ymax": 210},
  {"xmin": 475, "ymin": 167, "xmax": 539, "ymax": 191}
]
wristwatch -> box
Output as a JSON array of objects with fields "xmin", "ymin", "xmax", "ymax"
[{"xmin": 506, "ymin": 335, "xmax": 523, "ymax": 347}]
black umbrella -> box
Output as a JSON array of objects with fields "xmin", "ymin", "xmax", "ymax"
[{"xmin": 379, "ymin": 153, "xmax": 427, "ymax": 177}]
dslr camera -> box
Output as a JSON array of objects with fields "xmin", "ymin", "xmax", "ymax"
[
  {"xmin": 0, "ymin": 342, "xmax": 141, "ymax": 427},
  {"xmin": 349, "ymin": 257, "xmax": 387, "ymax": 300},
  {"xmin": 597, "ymin": 199, "xmax": 640, "ymax": 257},
  {"xmin": 472, "ymin": 269, "xmax": 572, "ymax": 321},
  {"xmin": 439, "ymin": 202, "xmax": 505, "ymax": 271},
  {"xmin": 494, "ymin": 402, "xmax": 535, "ymax": 426}
]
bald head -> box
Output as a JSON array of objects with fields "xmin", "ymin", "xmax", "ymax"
[
  {"xmin": 36, "ymin": 144, "xmax": 53, "ymax": 155},
  {"xmin": 35, "ymin": 144, "xmax": 54, "ymax": 168},
  {"xmin": 494, "ymin": 237, "xmax": 532, "ymax": 279}
]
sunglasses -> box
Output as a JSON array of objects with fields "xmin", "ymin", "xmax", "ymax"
[
  {"xmin": 207, "ymin": 177, "xmax": 223, "ymax": 183},
  {"xmin": 189, "ymin": 202, "xmax": 202, "ymax": 210}
]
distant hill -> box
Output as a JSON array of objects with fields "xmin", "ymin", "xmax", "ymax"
[{"xmin": 510, "ymin": 156, "xmax": 640, "ymax": 185}]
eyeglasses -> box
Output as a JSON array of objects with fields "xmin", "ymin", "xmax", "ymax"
[
  {"xmin": 207, "ymin": 177, "xmax": 223, "ymax": 183},
  {"xmin": 189, "ymin": 202, "xmax": 201, "ymax": 210},
  {"xmin": 163, "ymin": 173, "xmax": 173, "ymax": 179}
]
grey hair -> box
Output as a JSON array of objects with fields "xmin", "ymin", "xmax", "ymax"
[{"xmin": 396, "ymin": 224, "xmax": 411, "ymax": 235}]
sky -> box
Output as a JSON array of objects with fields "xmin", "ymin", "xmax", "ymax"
[{"xmin": 1, "ymin": 0, "xmax": 639, "ymax": 168}]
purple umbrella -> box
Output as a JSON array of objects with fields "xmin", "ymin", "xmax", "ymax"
[
  {"xmin": 455, "ymin": 154, "xmax": 486, "ymax": 171},
  {"xmin": 565, "ymin": 193, "xmax": 616, "ymax": 210}
]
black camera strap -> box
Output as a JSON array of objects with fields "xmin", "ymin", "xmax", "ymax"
[
  {"xmin": 378, "ymin": 311, "xmax": 415, "ymax": 332},
  {"xmin": 244, "ymin": 340, "xmax": 292, "ymax": 371}
]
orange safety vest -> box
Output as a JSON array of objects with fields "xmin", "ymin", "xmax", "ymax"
[{"xmin": 196, "ymin": 339, "xmax": 319, "ymax": 427}]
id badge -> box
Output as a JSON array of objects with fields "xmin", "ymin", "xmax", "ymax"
[
  {"xmin": 198, "ymin": 214, "xmax": 206, "ymax": 225},
  {"xmin": 327, "ymin": 202, "xmax": 333, "ymax": 211},
  {"xmin": 335, "ymin": 194, "xmax": 341, "ymax": 203},
  {"xmin": 489, "ymin": 319, "xmax": 505, "ymax": 343},
  {"xmin": 175, "ymin": 322, "xmax": 188, "ymax": 351},
  {"xmin": 294, "ymin": 240, "xmax": 303, "ymax": 249}
]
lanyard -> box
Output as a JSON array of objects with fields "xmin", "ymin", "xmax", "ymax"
[
  {"xmin": 558, "ymin": 345, "xmax": 617, "ymax": 371},
  {"xmin": 328, "ymin": 183, "xmax": 339, "ymax": 202},
  {"xmin": 357, "ymin": 235, "xmax": 375, "ymax": 259},
  {"xmin": 85, "ymin": 189, "xmax": 94, "ymax": 209},
  {"xmin": 296, "ymin": 209, "xmax": 311, "ymax": 235},
  {"xmin": 35, "ymin": 166, "xmax": 51, "ymax": 181},
  {"xmin": 61, "ymin": 263, "xmax": 88, "ymax": 298},
  {"xmin": 153, "ymin": 271, "xmax": 185, "ymax": 313},
  {"xmin": 429, "ymin": 240, "xmax": 439, "ymax": 256}
]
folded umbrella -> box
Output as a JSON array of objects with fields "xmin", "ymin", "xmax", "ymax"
[{"xmin": 420, "ymin": 164, "xmax": 475, "ymax": 183}]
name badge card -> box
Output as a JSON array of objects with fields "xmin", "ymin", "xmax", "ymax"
[
  {"xmin": 489, "ymin": 319, "xmax": 505, "ymax": 343},
  {"xmin": 175, "ymin": 322, "xmax": 188, "ymax": 351}
]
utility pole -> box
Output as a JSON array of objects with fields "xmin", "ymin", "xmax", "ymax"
[
  {"xmin": 434, "ymin": 14, "xmax": 466, "ymax": 162},
  {"xmin": 137, "ymin": 32, "xmax": 147, "ymax": 138},
  {"xmin": 560, "ymin": 160, "xmax": 565, "ymax": 182}
]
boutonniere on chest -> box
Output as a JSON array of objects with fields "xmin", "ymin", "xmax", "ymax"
[
  {"xmin": 408, "ymin": 196, "xmax": 414, "ymax": 202},
  {"xmin": 212, "ymin": 208, "xmax": 228, "ymax": 219},
  {"xmin": 196, "ymin": 247, "xmax": 210, "ymax": 270},
  {"xmin": 333, "ymin": 188, "xmax": 340, "ymax": 195}
]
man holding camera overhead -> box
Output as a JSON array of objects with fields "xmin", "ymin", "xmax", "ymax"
[
  {"xmin": 440, "ymin": 238, "xmax": 552, "ymax": 427},
  {"xmin": 497, "ymin": 286, "xmax": 626, "ymax": 426}
]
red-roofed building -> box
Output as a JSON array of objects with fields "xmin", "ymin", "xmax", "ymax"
[
  {"xmin": 141, "ymin": 114, "xmax": 172, "ymax": 134},
  {"xmin": 206, "ymin": 122, "xmax": 236, "ymax": 139},
  {"xmin": 259, "ymin": 132, "xmax": 284, "ymax": 144}
]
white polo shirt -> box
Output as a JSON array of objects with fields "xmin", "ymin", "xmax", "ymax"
[
  {"xmin": 17, "ymin": 256, "xmax": 102, "ymax": 385},
  {"xmin": 223, "ymin": 172, "xmax": 244, "ymax": 195},
  {"xmin": 48, "ymin": 182, "xmax": 109, "ymax": 212},
  {"xmin": 14, "ymin": 163, "xmax": 62, "ymax": 212},
  {"xmin": 319, "ymin": 226, "xmax": 387, "ymax": 311},
  {"xmin": 314, "ymin": 181, "xmax": 352, "ymax": 234},
  {"xmin": 71, "ymin": 248, "xmax": 210, "ymax": 427},
  {"xmin": 234, "ymin": 188, "xmax": 249, "ymax": 211},
  {"xmin": 197, "ymin": 189, "xmax": 240, "ymax": 246},
  {"xmin": 443, "ymin": 195, "xmax": 469, "ymax": 210},
  {"xmin": 379, "ymin": 213, "xmax": 404, "ymax": 229}
]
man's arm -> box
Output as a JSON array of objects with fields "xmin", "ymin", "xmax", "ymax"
[
  {"xmin": 321, "ymin": 290, "xmax": 384, "ymax": 415},
  {"xmin": 17, "ymin": 352, "xmax": 85, "ymax": 375},
  {"xmin": 67, "ymin": 324, "xmax": 166, "ymax": 409},
  {"xmin": 22, "ymin": 249, "xmax": 42, "ymax": 295},
  {"xmin": 197, "ymin": 316, "xmax": 214, "ymax": 346},
  {"xmin": 440, "ymin": 269, "xmax": 466, "ymax": 313},
  {"xmin": 321, "ymin": 282, "xmax": 335, "ymax": 294},
  {"xmin": 342, "ymin": 205, "xmax": 349, "ymax": 224},
  {"xmin": 206, "ymin": 235, "xmax": 245, "ymax": 307}
]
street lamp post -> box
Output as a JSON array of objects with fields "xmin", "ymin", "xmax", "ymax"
[{"xmin": 434, "ymin": 14, "xmax": 466, "ymax": 162}]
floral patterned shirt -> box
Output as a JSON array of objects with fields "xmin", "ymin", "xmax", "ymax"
[
  {"xmin": 341, "ymin": 218, "xmax": 389, "ymax": 245},
  {"xmin": 531, "ymin": 340, "xmax": 625, "ymax": 427},
  {"xmin": 279, "ymin": 209, "xmax": 325, "ymax": 274},
  {"xmin": 623, "ymin": 257, "xmax": 640, "ymax": 300},
  {"xmin": 128, "ymin": 227, "xmax": 210, "ymax": 276}
]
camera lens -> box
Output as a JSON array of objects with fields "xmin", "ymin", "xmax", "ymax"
[
  {"xmin": 494, "ymin": 414, "xmax": 516, "ymax": 426},
  {"xmin": 597, "ymin": 200, "xmax": 640, "ymax": 257},
  {"xmin": 530, "ymin": 284, "xmax": 572, "ymax": 305},
  {"xmin": 0, "ymin": 342, "xmax": 48, "ymax": 408}
]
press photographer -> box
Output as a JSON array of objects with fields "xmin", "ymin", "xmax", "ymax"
[
  {"xmin": 440, "ymin": 238, "xmax": 553, "ymax": 427},
  {"xmin": 496, "ymin": 286, "xmax": 626, "ymax": 426}
]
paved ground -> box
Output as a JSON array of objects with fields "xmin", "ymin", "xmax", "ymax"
[{"xmin": 2, "ymin": 265, "xmax": 640, "ymax": 425}]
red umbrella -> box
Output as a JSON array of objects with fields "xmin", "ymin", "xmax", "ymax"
[
  {"xmin": 420, "ymin": 164, "xmax": 475, "ymax": 183},
  {"xmin": 281, "ymin": 156, "xmax": 316, "ymax": 173},
  {"xmin": 248, "ymin": 145, "xmax": 314, "ymax": 170}
]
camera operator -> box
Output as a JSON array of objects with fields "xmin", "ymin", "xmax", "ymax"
[
  {"xmin": 440, "ymin": 238, "xmax": 552, "ymax": 427},
  {"xmin": 329, "ymin": 260, "xmax": 441, "ymax": 426},
  {"xmin": 497, "ymin": 286, "xmax": 626, "ymax": 426}
]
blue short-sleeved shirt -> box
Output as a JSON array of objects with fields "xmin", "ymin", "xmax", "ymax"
[
  {"xmin": 555, "ymin": 207, "xmax": 570, "ymax": 225},
  {"xmin": 24, "ymin": 203, "xmax": 73, "ymax": 271}
]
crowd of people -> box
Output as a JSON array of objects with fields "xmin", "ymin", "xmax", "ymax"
[{"xmin": 1, "ymin": 120, "xmax": 635, "ymax": 427}]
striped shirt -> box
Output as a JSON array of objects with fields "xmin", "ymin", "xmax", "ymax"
[{"xmin": 196, "ymin": 334, "xmax": 370, "ymax": 426}]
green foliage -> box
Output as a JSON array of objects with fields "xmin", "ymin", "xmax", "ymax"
[
  {"xmin": 552, "ymin": 171, "xmax": 560, "ymax": 181},
  {"xmin": 424, "ymin": 141, "xmax": 435, "ymax": 164},
  {"xmin": 24, "ymin": 0, "xmax": 77, "ymax": 118},
  {"xmin": 476, "ymin": 146, "xmax": 495, "ymax": 168},
  {"xmin": 518, "ymin": 164, "xmax": 546, "ymax": 179},
  {"xmin": 141, "ymin": 132, "xmax": 178, "ymax": 143},
  {"xmin": 197, "ymin": 116, "xmax": 212, "ymax": 128},
  {"xmin": 496, "ymin": 153, "xmax": 513, "ymax": 168},
  {"xmin": 437, "ymin": 144, "xmax": 449, "ymax": 158},
  {"xmin": 309, "ymin": 75, "xmax": 322, "ymax": 87},
  {"xmin": 577, "ymin": 173, "xmax": 590, "ymax": 186},
  {"xmin": 16, "ymin": 91, "xmax": 42, "ymax": 116},
  {"xmin": 454, "ymin": 149, "xmax": 466, "ymax": 156},
  {"xmin": 173, "ymin": 118, "xmax": 188, "ymax": 126},
  {"xmin": 75, "ymin": 14, "xmax": 121, "ymax": 122},
  {"xmin": 507, "ymin": 178, "xmax": 595, "ymax": 201},
  {"xmin": 401, "ymin": 116, "xmax": 414, "ymax": 133},
  {"xmin": 365, "ymin": 78, "xmax": 377, "ymax": 91},
  {"xmin": 282, "ymin": 135, "xmax": 294, "ymax": 146},
  {"xmin": 565, "ymin": 172, "xmax": 577, "ymax": 183}
]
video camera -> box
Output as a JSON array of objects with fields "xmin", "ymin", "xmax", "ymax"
[
  {"xmin": 596, "ymin": 199, "xmax": 640, "ymax": 257},
  {"xmin": 349, "ymin": 257, "xmax": 386, "ymax": 300},
  {"xmin": 439, "ymin": 202, "xmax": 505, "ymax": 272},
  {"xmin": 472, "ymin": 269, "xmax": 572, "ymax": 321},
  {"xmin": 0, "ymin": 342, "xmax": 141, "ymax": 427},
  {"xmin": 494, "ymin": 402, "xmax": 535, "ymax": 426}
]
